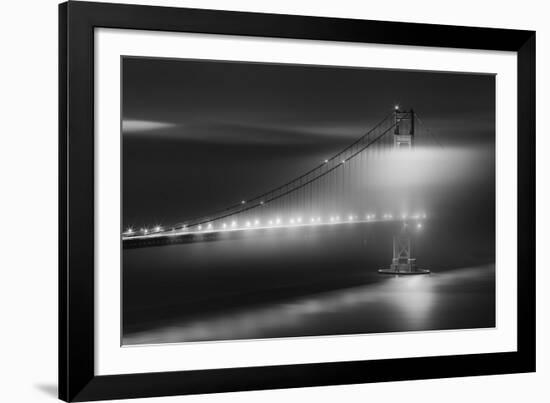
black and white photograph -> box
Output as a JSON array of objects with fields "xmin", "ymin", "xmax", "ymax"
[
  {"xmin": 121, "ymin": 57, "xmax": 496, "ymax": 345},
  {"xmin": 1, "ymin": 0, "xmax": 542, "ymax": 401}
]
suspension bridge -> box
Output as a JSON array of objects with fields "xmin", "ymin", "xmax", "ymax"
[{"xmin": 122, "ymin": 106, "xmax": 436, "ymax": 273}]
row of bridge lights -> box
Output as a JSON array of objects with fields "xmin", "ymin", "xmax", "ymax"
[{"xmin": 124, "ymin": 212, "xmax": 426, "ymax": 236}]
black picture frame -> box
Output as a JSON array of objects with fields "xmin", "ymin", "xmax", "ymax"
[{"xmin": 59, "ymin": 1, "xmax": 536, "ymax": 401}]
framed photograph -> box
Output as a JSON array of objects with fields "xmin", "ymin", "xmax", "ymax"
[{"xmin": 59, "ymin": 1, "xmax": 535, "ymax": 401}]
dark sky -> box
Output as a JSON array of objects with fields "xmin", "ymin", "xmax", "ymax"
[{"xmin": 122, "ymin": 57, "xmax": 495, "ymax": 229}]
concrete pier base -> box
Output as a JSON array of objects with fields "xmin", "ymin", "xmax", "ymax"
[{"xmin": 378, "ymin": 267, "xmax": 430, "ymax": 275}]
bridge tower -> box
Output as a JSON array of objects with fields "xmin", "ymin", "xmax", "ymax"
[
  {"xmin": 393, "ymin": 107, "xmax": 415, "ymax": 148},
  {"xmin": 379, "ymin": 107, "xmax": 429, "ymax": 275}
]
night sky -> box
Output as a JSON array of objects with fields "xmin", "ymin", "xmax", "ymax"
[{"xmin": 122, "ymin": 57, "xmax": 495, "ymax": 229}]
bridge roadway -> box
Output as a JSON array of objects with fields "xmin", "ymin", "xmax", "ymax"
[{"xmin": 122, "ymin": 214, "xmax": 426, "ymax": 249}]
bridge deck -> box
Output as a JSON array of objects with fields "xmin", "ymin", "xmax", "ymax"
[{"xmin": 122, "ymin": 217, "xmax": 408, "ymax": 249}]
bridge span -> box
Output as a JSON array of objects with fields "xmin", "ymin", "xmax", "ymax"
[{"xmin": 123, "ymin": 106, "xmax": 435, "ymax": 273}]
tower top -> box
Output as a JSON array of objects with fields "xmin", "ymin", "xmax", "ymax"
[{"xmin": 393, "ymin": 109, "xmax": 415, "ymax": 148}]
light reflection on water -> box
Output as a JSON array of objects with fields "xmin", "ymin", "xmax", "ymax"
[{"xmin": 124, "ymin": 264, "xmax": 494, "ymax": 345}]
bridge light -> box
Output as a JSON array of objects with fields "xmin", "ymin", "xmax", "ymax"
[
  {"xmin": 154, "ymin": 226, "xmax": 161, "ymax": 232},
  {"xmin": 348, "ymin": 215, "xmax": 353, "ymax": 221},
  {"xmin": 142, "ymin": 228, "xmax": 148, "ymax": 234},
  {"xmin": 231, "ymin": 221, "xmax": 237, "ymax": 227},
  {"xmin": 335, "ymin": 215, "xmax": 340, "ymax": 221},
  {"xmin": 310, "ymin": 218, "xmax": 315, "ymax": 223},
  {"xmin": 254, "ymin": 219, "xmax": 259, "ymax": 226},
  {"xmin": 207, "ymin": 223, "xmax": 212, "ymax": 229},
  {"xmin": 290, "ymin": 218, "xmax": 295, "ymax": 224},
  {"xmin": 276, "ymin": 218, "xmax": 281, "ymax": 224},
  {"xmin": 241, "ymin": 200, "xmax": 246, "ymax": 204},
  {"xmin": 324, "ymin": 159, "xmax": 328, "ymax": 164},
  {"xmin": 297, "ymin": 217, "xmax": 302, "ymax": 223},
  {"xmin": 417, "ymin": 223, "xmax": 423, "ymax": 229},
  {"xmin": 260, "ymin": 201, "xmax": 264, "ymax": 205},
  {"xmin": 198, "ymin": 225, "xmax": 202, "ymax": 230},
  {"xmin": 126, "ymin": 227, "xmax": 134, "ymax": 234},
  {"xmin": 341, "ymin": 159, "xmax": 346, "ymax": 164},
  {"xmin": 268, "ymin": 220, "xmax": 273, "ymax": 225},
  {"xmin": 394, "ymin": 105, "xmax": 400, "ymax": 110},
  {"xmin": 246, "ymin": 221, "xmax": 251, "ymax": 227},
  {"xmin": 222, "ymin": 223, "xmax": 227, "ymax": 229}
]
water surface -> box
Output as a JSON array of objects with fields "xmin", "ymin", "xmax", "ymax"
[{"xmin": 123, "ymin": 218, "xmax": 495, "ymax": 345}]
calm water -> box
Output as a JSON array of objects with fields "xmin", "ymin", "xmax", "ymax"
[{"xmin": 122, "ymin": 217, "xmax": 495, "ymax": 345}]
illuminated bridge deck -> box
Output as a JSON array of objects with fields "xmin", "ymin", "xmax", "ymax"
[{"xmin": 122, "ymin": 214, "xmax": 426, "ymax": 249}]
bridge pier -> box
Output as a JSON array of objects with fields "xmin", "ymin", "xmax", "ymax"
[{"xmin": 378, "ymin": 230, "xmax": 429, "ymax": 275}]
